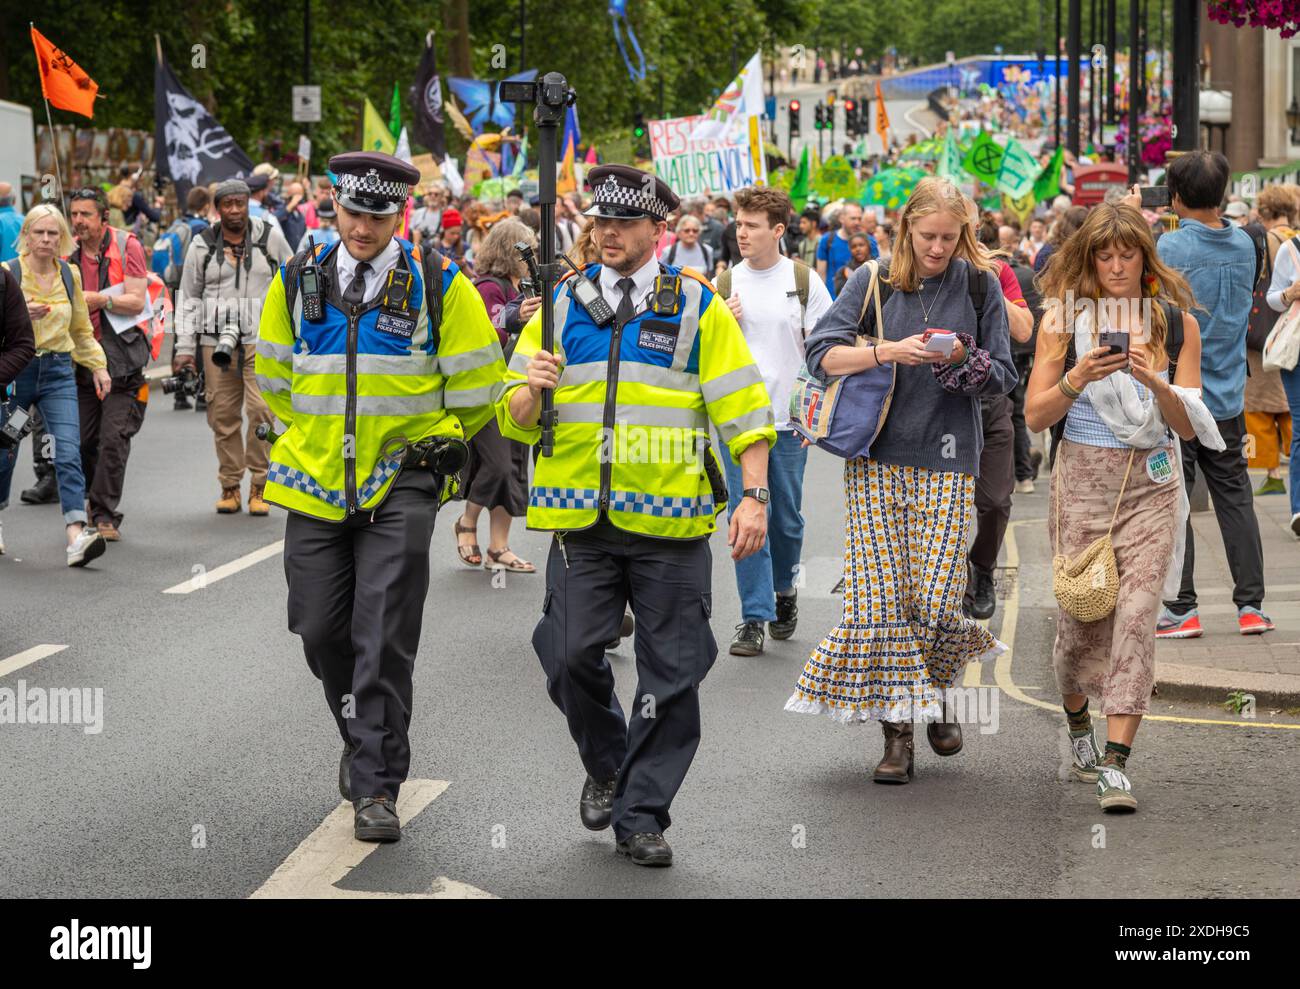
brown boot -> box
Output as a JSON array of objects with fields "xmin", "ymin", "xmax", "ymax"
[
  {"xmin": 248, "ymin": 484, "xmax": 270, "ymax": 516},
  {"xmin": 216, "ymin": 487, "xmax": 241, "ymax": 514},
  {"xmin": 926, "ymin": 696, "xmax": 964, "ymax": 756},
  {"xmin": 872, "ymin": 721, "xmax": 914, "ymax": 784}
]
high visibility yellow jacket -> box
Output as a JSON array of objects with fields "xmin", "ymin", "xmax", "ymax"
[
  {"xmin": 256, "ymin": 238, "xmax": 505, "ymax": 521},
  {"xmin": 496, "ymin": 262, "xmax": 776, "ymax": 539}
]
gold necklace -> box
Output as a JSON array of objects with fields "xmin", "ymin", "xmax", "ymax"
[{"xmin": 917, "ymin": 264, "xmax": 949, "ymax": 325}]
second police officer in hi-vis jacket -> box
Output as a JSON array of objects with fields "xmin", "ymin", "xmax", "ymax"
[{"xmin": 498, "ymin": 164, "xmax": 776, "ymax": 867}]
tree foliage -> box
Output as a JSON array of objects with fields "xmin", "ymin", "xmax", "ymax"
[{"xmin": 2, "ymin": 0, "xmax": 1050, "ymax": 167}]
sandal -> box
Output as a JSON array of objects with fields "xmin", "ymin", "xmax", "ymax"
[
  {"xmin": 485, "ymin": 547, "xmax": 536, "ymax": 574},
  {"xmin": 454, "ymin": 517, "xmax": 482, "ymax": 567}
]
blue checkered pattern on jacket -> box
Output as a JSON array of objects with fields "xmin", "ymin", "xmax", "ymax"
[
  {"xmin": 530, "ymin": 487, "xmax": 601, "ymax": 510},
  {"xmin": 268, "ymin": 457, "xmax": 403, "ymax": 508},
  {"xmin": 608, "ymin": 490, "xmax": 715, "ymax": 518}
]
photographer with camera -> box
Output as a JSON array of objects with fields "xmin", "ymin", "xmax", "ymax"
[
  {"xmin": 1, "ymin": 205, "xmax": 107, "ymax": 564},
  {"xmin": 256, "ymin": 151, "xmax": 505, "ymax": 843},
  {"xmin": 175, "ymin": 179, "xmax": 293, "ymax": 516}
]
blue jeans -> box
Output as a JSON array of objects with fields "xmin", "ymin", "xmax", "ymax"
[
  {"xmin": 722, "ymin": 429, "xmax": 808, "ymax": 622},
  {"xmin": 1282, "ymin": 366, "xmax": 1300, "ymax": 517},
  {"xmin": 0, "ymin": 352, "xmax": 88, "ymax": 525}
]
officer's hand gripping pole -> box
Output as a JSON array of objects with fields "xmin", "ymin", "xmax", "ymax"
[{"xmin": 501, "ymin": 71, "xmax": 576, "ymax": 458}]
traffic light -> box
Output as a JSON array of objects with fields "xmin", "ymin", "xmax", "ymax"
[
  {"xmin": 632, "ymin": 111, "xmax": 647, "ymax": 140},
  {"xmin": 788, "ymin": 99, "xmax": 801, "ymax": 137},
  {"xmin": 843, "ymin": 99, "xmax": 857, "ymax": 137},
  {"xmin": 813, "ymin": 103, "xmax": 826, "ymax": 130}
]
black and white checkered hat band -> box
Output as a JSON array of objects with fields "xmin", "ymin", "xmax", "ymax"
[
  {"xmin": 593, "ymin": 175, "xmax": 669, "ymax": 219},
  {"xmin": 336, "ymin": 170, "xmax": 409, "ymax": 201}
]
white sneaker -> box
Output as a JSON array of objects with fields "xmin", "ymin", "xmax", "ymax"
[
  {"xmin": 0, "ymin": 519, "xmax": 5, "ymax": 554},
  {"xmin": 67, "ymin": 528, "xmax": 106, "ymax": 568},
  {"xmin": 1015, "ymin": 478, "xmax": 1035, "ymax": 494},
  {"xmin": 1292, "ymin": 513, "xmax": 1300, "ymax": 539}
]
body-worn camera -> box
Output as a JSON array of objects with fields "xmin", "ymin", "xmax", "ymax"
[
  {"xmin": 160, "ymin": 364, "xmax": 203, "ymax": 397},
  {"xmin": 0, "ymin": 402, "xmax": 33, "ymax": 450}
]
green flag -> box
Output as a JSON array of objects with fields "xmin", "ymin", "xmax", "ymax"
[
  {"xmin": 790, "ymin": 145, "xmax": 810, "ymax": 211},
  {"xmin": 363, "ymin": 99, "xmax": 397, "ymax": 154},
  {"xmin": 938, "ymin": 130, "xmax": 964, "ymax": 181},
  {"xmin": 811, "ymin": 155, "xmax": 860, "ymax": 202},
  {"xmin": 1033, "ymin": 146, "xmax": 1065, "ymax": 202},
  {"xmin": 962, "ymin": 131, "xmax": 1003, "ymax": 186},
  {"xmin": 512, "ymin": 135, "xmax": 528, "ymax": 178},
  {"xmin": 996, "ymin": 138, "xmax": 1039, "ymax": 199},
  {"xmin": 389, "ymin": 82, "xmax": 401, "ymax": 139}
]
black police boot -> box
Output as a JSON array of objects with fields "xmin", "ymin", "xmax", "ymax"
[
  {"xmin": 354, "ymin": 796, "xmax": 400, "ymax": 842},
  {"xmin": 338, "ymin": 744, "xmax": 353, "ymax": 801},
  {"xmin": 769, "ymin": 592, "xmax": 798, "ymax": 640},
  {"xmin": 729, "ymin": 621, "xmax": 765, "ymax": 656},
  {"xmin": 616, "ymin": 832, "xmax": 673, "ymax": 867},
  {"xmin": 969, "ymin": 567, "xmax": 996, "ymax": 620},
  {"xmin": 20, "ymin": 471, "xmax": 58, "ymax": 505},
  {"xmin": 579, "ymin": 774, "xmax": 617, "ymax": 831},
  {"xmin": 173, "ymin": 392, "xmax": 192, "ymax": 410},
  {"xmin": 195, "ymin": 393, "xmax": 207, "ymax": 412}
]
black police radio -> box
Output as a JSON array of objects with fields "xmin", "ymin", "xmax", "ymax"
[
  {"xmin": 560, "ymin": 253, "xmax": 615, "ymax": 326},
  {"xmin": 300, "ymin": 236, "xmax": 324, "ymax": 322}
]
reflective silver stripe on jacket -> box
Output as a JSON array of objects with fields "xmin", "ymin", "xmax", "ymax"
[
  {"xmin": 699, "ymin": 363, "xmax": 764, "ymax": 405},
  {"xmin": 558, "ymin": 361, "xmax": 700, "ymax": 392},
  {"xmin": 669, "ymin": 278, "xmax": 704, "ymax": 371},
  {"xmin": 290, "ymin": 392, "xmax": 445, "ymax": 417},
  {"xmin": 439, "ymin": 342, "xmax": 502, "ymax": 375},
  {"xmin": 714, "ymin": 405, "xmax": 774, "ymax": 442},
  {"xmin": 257, "ymin": 339, "xmax": 294, "ymax": 364},
  {"xmin": 292, "ymin": 352, "xmax": 439, "ymax": 377}
]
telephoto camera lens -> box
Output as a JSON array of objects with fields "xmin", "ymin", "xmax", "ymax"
[{"xmin": 211, "ymin": 325, "xmax": 241, "ymax": 368}]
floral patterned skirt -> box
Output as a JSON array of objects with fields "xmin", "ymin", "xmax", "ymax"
[{"xmin": 785, "ymin": 458, "xmax": 1007, "ymax": 724}]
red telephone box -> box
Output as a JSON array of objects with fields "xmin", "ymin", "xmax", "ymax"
[{"xmin": 1072, "ymin": 164, "xmax": 1130, "ymax": 207}]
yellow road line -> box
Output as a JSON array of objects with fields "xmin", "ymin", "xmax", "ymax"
[{"xmin": 995, "ymin": 519, "xmax": 1300, "ymax": 731}]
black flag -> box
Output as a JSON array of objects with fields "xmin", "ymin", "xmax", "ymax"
[
  {"xmin": 154, "ymin": 48, "xmax": 253, "ymax": 200},
  {"xmin": 409, "ymin": 31, "xmax": 447, "ymax": 160}
]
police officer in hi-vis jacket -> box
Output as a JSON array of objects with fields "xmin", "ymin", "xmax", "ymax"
[
  {"xmin": 256, "ymin": 151, "xmax": 505, "ymax": 842},
  {"xmin": 498, "ymin": 164, "xmax": 776, "ymax": 866}
]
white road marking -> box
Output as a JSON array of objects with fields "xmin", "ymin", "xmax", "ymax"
[
  {"xmin": 249, "ymin": 779, "xmax": 494, "ymax": 899},
  {"xmin": 163, "ymin": 540, "xmax": 284, "ymax": 594},
  {"xmin": 0, "ymin": 644, "xmax": 68, "ymax": 680}
]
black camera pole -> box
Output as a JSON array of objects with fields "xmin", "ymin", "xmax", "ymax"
[{"xmin": 532, "ymin": 72, "xmax": 572, "ymax": 458}]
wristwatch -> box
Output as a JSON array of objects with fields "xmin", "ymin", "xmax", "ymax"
[
  {"xmin": 104, "ymin": 296, "xmax": 114, "ymax": 313},
  {"xmin": 742, "ymin": 487, "xmax": 770, "ymax": 504}
]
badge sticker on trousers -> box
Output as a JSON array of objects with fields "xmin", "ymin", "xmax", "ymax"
[
  {"xmin": 375, "ymin": 311, "xmax": 416, "ymax": 339},
  {"xmin": 638, "ymin": 318, "xmax": 679, "ymax": 356},
  {"xmin": 1146, "ymin": 448, "xmax": 1174, "ymax": 484}
]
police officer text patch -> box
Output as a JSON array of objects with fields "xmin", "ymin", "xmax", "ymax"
[
  {"xmin": 638, "ymin": 318, "xmax": 679, "ymax": 356},
  {"xmin": 375, "ymin": 312, "xmax": 416, "ymax": 339}
]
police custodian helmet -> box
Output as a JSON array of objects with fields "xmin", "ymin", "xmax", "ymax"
[{"xmin": 329, "ymin": 151, "xmax": 422, "ymax": 216}]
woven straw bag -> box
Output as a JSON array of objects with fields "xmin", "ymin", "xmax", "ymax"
[{"xmin": 1051, "ymin": 447, "xmax": 1136, "ymax": 623}]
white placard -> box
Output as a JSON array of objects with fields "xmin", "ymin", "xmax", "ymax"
[{"xmin": 292, "ymin": 85, "xmax": 321, "ymax": 123}]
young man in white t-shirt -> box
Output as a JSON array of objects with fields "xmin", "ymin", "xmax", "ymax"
[{"xmin": 719, "ymin": 186, "xmax": 833, "ymax": 656}]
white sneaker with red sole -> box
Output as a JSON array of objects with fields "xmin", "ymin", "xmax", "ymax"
[
  {"xmin": 1238, "ymin": 608, "xmax": 1275, "ymax": 635},
  {"xmin": 1155, "ymin": 609, "xmax": 1203, "ymax": 639}
]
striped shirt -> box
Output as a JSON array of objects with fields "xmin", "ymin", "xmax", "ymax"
[{"xmin": 1064, "ymin": 369, "xmax": 1172, "ymax": 448}]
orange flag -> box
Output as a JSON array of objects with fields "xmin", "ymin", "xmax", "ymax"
[
  {"xmin": 31, "ymin": 26, "xmax": 98, "ymax": 118},
  {"xmin": 874, "ymin": 81, "xmax": 891, "ymax": 150}
]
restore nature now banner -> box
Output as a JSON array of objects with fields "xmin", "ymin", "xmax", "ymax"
[{"xmin": 649, "ymin": 114, "xmax": 766, "ymax": 198}]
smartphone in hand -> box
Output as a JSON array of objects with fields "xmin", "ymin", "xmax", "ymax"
[{"xmin": 1097, "ymin": 329, "xmax": 1130, "ymax": 356}]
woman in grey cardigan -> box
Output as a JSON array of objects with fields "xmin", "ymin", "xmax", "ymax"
[{"xmin": 785, "ymin": 177, "xmax": 1018, "ymax": 784}]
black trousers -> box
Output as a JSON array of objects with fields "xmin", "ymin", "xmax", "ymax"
[
  {"xmin": 283, "ymin": 469, "xmax": 441, "ymax": 801},
  {"xmin": 1165, "ymin": 414, "xmax": 1266, "ymax": 613},
  {"xmin": 534, "ymin": 518, "xmax": 717, "ymax": 842},
  {"xmin": 969, "ymin": 394, "xmax": 1016, "ymax": 578},
  {"xmin": 1010, "ymin": 353, "xmax": 1035, "ymax": 481},
  {"xmin": 76, "ymin": 367, "xmax": 147, "ymax": 528}
]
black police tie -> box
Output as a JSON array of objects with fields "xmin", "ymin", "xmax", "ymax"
[
  {"xmin": 343, "ymin": 261, "xmax": 372, "ymax": 306},
  {"xmin": 615, "ymin": 277, "xmax": 636, "ymax": 326}
]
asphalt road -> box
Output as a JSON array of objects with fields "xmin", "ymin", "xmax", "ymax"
[{"xmin": 1, "ymin": 391, "xmax": 1297, "ymax": 898}]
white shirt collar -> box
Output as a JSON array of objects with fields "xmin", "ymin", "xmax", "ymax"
[
  {"xmin": 599, "ymin": 252, "xmax": 661, "ymax": 308},
  {"xmin": 335, "ymin": 238, "xmax": 401, "ymax": 300}
]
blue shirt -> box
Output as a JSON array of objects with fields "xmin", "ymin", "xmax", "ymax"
[
  {"xmin": 1156, "ymin": 218, "xmax": 1254, "ymax": 421},
  {"xmin": 816, "ymin": 230, "xmax": 878, "ymax": 299},
  {"xmin": 0, "ymin": 205, "xmax": 23, "ymax": 263}
]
